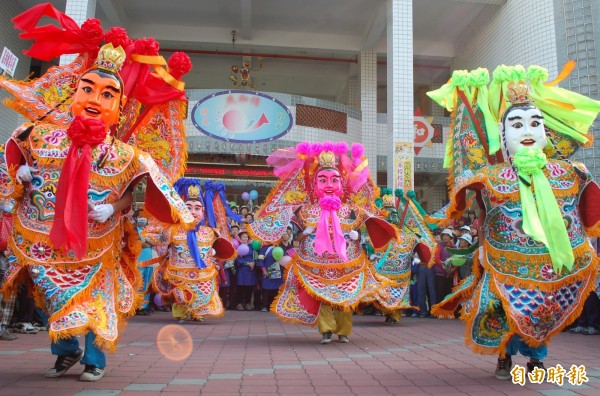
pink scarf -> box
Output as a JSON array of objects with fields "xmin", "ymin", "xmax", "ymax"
[{"xmin": 314, "ymin": 196, "xmax": 347, "ymax": 261}]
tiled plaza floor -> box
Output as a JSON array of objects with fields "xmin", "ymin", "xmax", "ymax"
[{"xmin": 1, "ymin": 310, "xmax": 599, "ymax": 395}]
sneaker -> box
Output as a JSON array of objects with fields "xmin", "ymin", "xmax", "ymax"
[
  {"xmin": 494, "ymin": 356, "xmax": 512, "ymax": 380},
  {"xmin": 45, "ymin": 349, "xmax": 83, "ymax": 378},
  {"xmin": 527, "ymin": 359, "xmax": 545, "ymax": 373},
  {"xmin": 410, "ymin": 313, "xmax": 418, "ymax": 318},
  {"xmin": 136, "ymin": 309, "xmax": 149, "ymax": 316},
  {"xmin": 79, "ymin": 365, "xmax": 105, "ymax": 382},
  {"xmin": 320, "ymin": 331, "xmax": 332, "ymax": 344},
  {"xmin": 14, "ymin": 322, "xmax": 39, "ymax": 334},
  {"xmin": 244, "ymin": 304, "xmax": 253, "ymax": 311},
  {"xmin": 236, "ymin": 304, "xmax": 245, "ymax": 311},
  {"xmin": 178, "ymin": 318, "xmax": 186, "ymax": 324},
  {"xmin": 390, "ymin": 319, "xmax": 401, "ymax": 324},
  {"xmin": 0, "ymin": 331, "xmax": 17, "ymax": 341},
  {"xmin": 581, "ymin": 326, "xmax": 600, "ymax": 335},
  {"xmin": 261, "ymin": 307, "xmax": 268, "ymax": 312},
  {"xmin": 338, "ymin": 335, "xmax": 350, "ymax": 343},
  {"xmin": 569, "ymin": 325, "xmax": 584, "ymax": 334}
]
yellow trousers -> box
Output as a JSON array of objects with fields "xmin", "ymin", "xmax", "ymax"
[
  {"xmin": 382, "ymin": 309, "xmax": 402, "ymax": 321},
  {"xmin": 317, "ymin": 305, "xmax": 352, "ymax": 336}
]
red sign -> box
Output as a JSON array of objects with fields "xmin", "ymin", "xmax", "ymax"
[{"xmin": 186, "ymin": 164, "xmax": 276, "ymax": 180}]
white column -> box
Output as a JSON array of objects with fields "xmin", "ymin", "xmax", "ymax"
[
  {"xmin": 60, "ymin": 0, "xmax": 97, "ymax": 65},
  {"xmin": 386, "ymin": 0, "xmax": 414, "ymax": 191},
  {"xmin": 360, "ymin": 51, "xmax": 377, "ymax": 181}
]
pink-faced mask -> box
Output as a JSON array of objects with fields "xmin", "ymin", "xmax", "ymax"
[{"xmin": 314, "ymin": 168, "xmax": 343, "ymax": 198}]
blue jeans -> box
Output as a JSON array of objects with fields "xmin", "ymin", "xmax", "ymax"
[
  {"xmin": 51, "ymin": 332, "xmax": 106, "ymax": 368},
  {"xmin": 139, "ymin": 266, "xmax": 154, "ymax": 309},
  {"xmin": 505, "ymin": 335, "xmax": 547, "ymax": 360}
]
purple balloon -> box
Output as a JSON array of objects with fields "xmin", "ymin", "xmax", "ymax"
[
  {"xmin": 241, "ymin": 192, "xmax": 250, "ymax": 201},
  {"xmin": 231, "ymin": 239, "xmax": 240, "ymax": 249},
  {"xmin": 153, "ymin": 294, "xmax": 164, "ymax": 308},
  {"xmin": 238, "ymin": 244, "xmax": 250, "ymax": 256}
]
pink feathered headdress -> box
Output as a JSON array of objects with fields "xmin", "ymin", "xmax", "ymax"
[{"xmin": 265, "ymin": 141, "xmax": 370, "ymax": 200}]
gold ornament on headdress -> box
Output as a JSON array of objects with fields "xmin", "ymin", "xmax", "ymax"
[
  {"xmin": 318, "ymin": 151, "xmax": 336, "ymax": 169},
  {"xmin": 506, "ymin": 82, "xmax": 534, "ymax": 106},
  {"xmin": 95, "ymin": 43, "xmax": 126, "ymax": 73},
  {"xmin": 382, "ymin": 194, "xmax": 395, "ymax": 209},
  {"xmin": 187, "ymin": 184, "xmax": 201, "ymax": 200}
]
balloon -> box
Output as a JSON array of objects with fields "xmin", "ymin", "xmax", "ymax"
[
  {"xmin": 272, "ymin": 247, "xmax": 284, "ymax": 261},
  {"xmin": 237, "ymin": 244, "xmax": 250, "ymax": 256},
  {"xmin": 231, "ymin": 239, "xmax": 240, "ymax": 249},
  {"xmin": 153, "ymin": 294, "xmax": 164, "ymax": 308},
  {"xmin": 249, "ymin": 190, "xmax": 258, "ymax": 200},
  {"xmin": 280, "ymin": 256, "xmax": 292, "ymax": 267},
  {"xmin": 251, "ymin": 240, "xmax": 262, "ymax": 251},
  {"xmin": 241, "ymin": 192, "xmax": 250, "ymax": 201}
]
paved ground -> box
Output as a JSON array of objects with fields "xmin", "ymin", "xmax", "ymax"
[{"xmin": 1, "ymin": 310, "xmax": 599, "ymax": 395}]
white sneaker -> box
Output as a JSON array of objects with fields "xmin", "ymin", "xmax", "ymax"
[
  {"xmin": 338, "ymin": 335, "xmax": 350, "ymax": 343},
  {"xmin": 80, "ymin": 365, "xmax": 105, "ymax": 382}
]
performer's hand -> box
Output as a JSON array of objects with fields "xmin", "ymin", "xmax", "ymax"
[
  {"xmin": 348, "ymin": 230, "xmax": 359, "ymax": 240},
  {"xmin": 248, "ymin": 262, "xmax": 255, "ymax": 269},
  {"xmin": 89, "ymin": 204, "xmax": 114, "ymax": 223},
  {"xmin": 303, "ymin": 226, "xmax": 315, "ymax": 235},
  {"xmin": 16, "ymin": 165, "xmax": 38, "ymax": 184}
]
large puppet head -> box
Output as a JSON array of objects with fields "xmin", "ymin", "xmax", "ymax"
[
  {"xmin": 314, "ymin": 150, "xmax": 343, "ymax": 199},
  {"xmin": 70, "ymin": 43, "xmax": 127, "ymax": 128},
  {"xmin": 174, "ymin": 178, "xmax": 205, "ymax": 224},
  {"xmin": 500, "ymin": 82, "xmax": 547, "ymax": 158}
]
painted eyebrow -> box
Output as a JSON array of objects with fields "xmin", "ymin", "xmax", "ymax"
[
  {"xmin": 531, "ymin": 114, "xmax": 544, "ymax": 119},
  {"xmin": 80, "ymin": 78, "xmax": 121, "ymax": 94},
  {"xmin": 507, "ymin": 115, "xmax": 523, "ymax": 121}
]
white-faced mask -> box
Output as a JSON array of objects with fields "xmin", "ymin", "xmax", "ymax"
[{"xmin": 501, "ymin": 107, "xmax": 547, "ymax": 156}]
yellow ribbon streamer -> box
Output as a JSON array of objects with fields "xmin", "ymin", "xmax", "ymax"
[{"xmin": 131, "ymin": 54, "xmax": 185, "ymax": 91}]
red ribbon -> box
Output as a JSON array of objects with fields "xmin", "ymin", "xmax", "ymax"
[
  {"xmin": 49, "ymin": 116, "xmax": 107, "ymax": 258},
  {"xmin": 12, "ymin": 2, "xmax": 103, "ymax": 61}
]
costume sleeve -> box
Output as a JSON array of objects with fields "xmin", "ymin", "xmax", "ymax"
[
  {"xmin": 361, "ymin": 211, "xmax": 398, "ymax": 249},
  {"xmin": 414, "ymin": 241, "xmax": 432, "ymax": 265},
  {"xmin": 574, "ymin": 162, "xmax": 600, "ymax": 236},
  {"xmin": 212, "ymin": 230, "xmax": 235, "ymax": 261},
  {"xmin": 133, "ymin": 151, "xmax": 194, "ymax": 227},
  {"xmin": 141, "ymin": 217, "xmax": 172, "ymax": 246},
  {"xmin": 249, "ymin": 207, "xmax": 295, "ymax": 243},
  {"xmin": 1, "ymin": 125, "xmax": 34, "ymax": 199}
]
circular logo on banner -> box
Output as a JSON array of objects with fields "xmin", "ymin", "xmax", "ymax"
[
  {"xmin": 413, "ymin": 116, "xmax": 434, "ymax": 148},
  {"xmin": 191, "ymin": 90, "xmax": 294, "ymax": 143}
]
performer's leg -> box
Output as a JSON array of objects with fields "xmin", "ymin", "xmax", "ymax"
[
  {"xmin": 417, "ymin": 265, "xmax": 429, "ymax": 316},
  {"xmin": 495, "ymin": 334, "xmax": 517, "ymax": 380},
  {"xmin": 81, "ymin": 332, "xmax": 106, "ymax": 368},
  {"xmin": 46, "ymin": 336, "xmax": 83, "ymax": 378},
  {"xmin": 79, "ymin": 332, "xmax": 106, "ymax": 381},
  {"xmin": 51, "ymin": 336, "xmax": 80, "ymax": 357},
  {"xmin": 333, "ymin": 309, "xmax": 352, "ymax": 341},
  {"xmin": 317, "ymin": 305, "xmax": 335, "ymax": 344}
]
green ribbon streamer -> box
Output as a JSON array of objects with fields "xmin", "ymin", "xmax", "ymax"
[
  {"xmin": 528, "ymin": 65, "xmax": 600, "ymax": 144},
  {"xmin": 513, "ymin": 148, "xmax": 574, "ymax": 273},
  {"xmin": 471, "ymin": 68, "xmax": 501, "ymax": 155},
  {"xmin": 427, "ymin": 81, "xmax": 456, "ymax": 112}
]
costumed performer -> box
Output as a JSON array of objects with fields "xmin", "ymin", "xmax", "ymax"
[
  {"xmin": 368, "ymin": 188, "xmax": 433, "ymax": 324},
  {"xmin": 142, "ymin": 178, "xmax": 235, "ymax": 323},
  {"xmin": 0, "ymin": 4, "xmax": 194, "ymax": 382},
  {"xmin": 249, "ymin": 141, "xmax": 398, "ymax": 344},
  {"xmin": 428, "ymin": 65, "xmax": 600, "ymax": 380}
]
